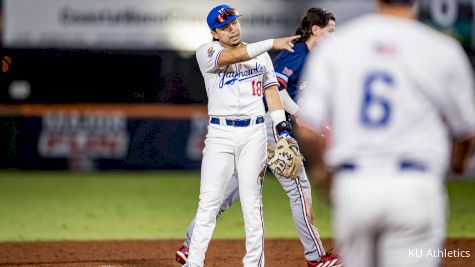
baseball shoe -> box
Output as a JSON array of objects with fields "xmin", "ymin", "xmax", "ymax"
[
  {"xmin": 175, "ymin": 245, "xmax": 189, "ymax": 265},
  {"xmin": 307, "ymin": 252, "xmax": 342, "ymax": 267}
]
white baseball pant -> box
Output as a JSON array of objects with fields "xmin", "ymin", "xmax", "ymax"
[
  {"xmin": 332, "ymin": 169, "xmax": 446, "ymax": 267},
  {"xmin": 187, "ymin": 120, "xmax": 267, "ymax": 267}
]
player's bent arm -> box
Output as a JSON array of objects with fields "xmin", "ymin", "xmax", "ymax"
[
  {"xmin": 279, "ymin": 89, "xmax": 299, "ymax": 115},
  {"xmin": 217, "ymin": 35, "xmax": 301, "ymax": 67},
  {"xmin": 450, "ymin": 134, "xmax": 475, "ymax": 175}
]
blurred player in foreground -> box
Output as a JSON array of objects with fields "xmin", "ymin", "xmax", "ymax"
[
  {"xmin": 296, "ymin": 0, "xmax": 475, "ymax": 267},
  {"xmin": 177, "ymin": 7, "xmax": 341, "ymax": 267},
  {"xmin": 183, "ymin": 4, "xmax": 300, "ymax": 267}
]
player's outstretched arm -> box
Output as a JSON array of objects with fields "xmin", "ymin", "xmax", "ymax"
[
  {"xmin": 217, "ymin": 35, "xmax": 300, "ymax": 67},
  {"xmin": 270, "ymin": 35, "xmax": 300, "ymax": 53}
]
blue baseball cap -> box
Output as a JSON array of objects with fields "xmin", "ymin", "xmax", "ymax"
[{"xmin": 207, "ymin": 4, "xmax": 242, "ymax": 30}]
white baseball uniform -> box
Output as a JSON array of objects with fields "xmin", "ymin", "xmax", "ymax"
[
  {"xmin": 188, "ymin": 40, "xmax": 279, "ymax": 267},
  {"xmin": 182, "ymin": 112, "xmax": 326, "ymax": 262},
  {"xmin": 298, "ymin": 14, "xmax": 475, "ymax": 267},
  {"xmin": 181, "ymin": 41, "xmax": 326, "ymax": 264}
]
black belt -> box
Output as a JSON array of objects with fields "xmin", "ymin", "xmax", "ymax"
[
  {"xmin": 335, "ymin": 160, "xmax": 427, "ymax": 172},
  {"xmin": 210, "ymin": 116, "xmax": 265, "ymax": 127}
]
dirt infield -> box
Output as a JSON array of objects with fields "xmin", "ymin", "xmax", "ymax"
[{"xmin": 0, "ymin": 239, "xmax": 473, "ymax": 267}]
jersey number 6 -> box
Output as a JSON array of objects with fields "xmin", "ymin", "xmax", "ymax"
[{"xmin": 360, "ymin": 71, "xmax": 394, "ymax": 128}]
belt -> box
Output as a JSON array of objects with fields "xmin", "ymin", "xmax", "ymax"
[
  {"xmin": 210, "ymin": 116, "xmax": 265, "ymax": 127},
  {"xmin": 335, "ymin": 160, "xmax": 427, "ymax": 172}
]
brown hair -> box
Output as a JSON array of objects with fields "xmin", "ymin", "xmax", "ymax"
[{"xmin": 295, "ymin": 7, "xmax": 336, "ymax": 42}]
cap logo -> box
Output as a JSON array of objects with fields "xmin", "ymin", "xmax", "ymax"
[{"xmin": 207, "ymin": 47, "xmax": 215, "ymax": 58}]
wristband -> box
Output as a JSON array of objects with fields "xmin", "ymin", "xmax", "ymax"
[
  {"xmin": 246, "ymin": 39, "xmax": 274, "ymax": 59},
  {"xmin": 270, "ymin": 109, "xmax": 286, "ymax": 126}
]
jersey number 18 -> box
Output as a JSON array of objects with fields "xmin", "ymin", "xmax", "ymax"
[{"xmin": 252, "ymin": 80, "xmax": 263, "ymax": 96}]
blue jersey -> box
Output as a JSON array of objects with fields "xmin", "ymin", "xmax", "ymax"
[{"xmin": 273, "ymin": 41, "xmax": 309, "ymax": 100}]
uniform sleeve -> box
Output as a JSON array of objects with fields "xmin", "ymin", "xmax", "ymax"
[
  {"xmin": 441, "ymin": 42, "xmax": 475, "ymax": 139},
  {"xmin": 261, "ymin": 52, "xmax": 279, "ymax": 90},
  {"xmin": 273, "ymin": 50, "xmax": 304, "ymax": 90},
  {"xmin": 297, "ymin": 46, "xmax": 333, "ymax": 131},
  {"xmin": 196, "ymin": 41, "xmax": 225, "ymax": 74}
]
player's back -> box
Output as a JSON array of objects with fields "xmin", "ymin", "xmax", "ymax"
[{"xmin": 320, "ymin": 14, "xmax": 473, "ymax": 175}]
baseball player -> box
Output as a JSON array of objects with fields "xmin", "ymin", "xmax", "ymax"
[
  {"xmin": 177, "ymin": 8, "xmax": 341, "ymax": 267},
  {"xmin": 183, "ymin": 4, "xmax": 301, "ymax": 267},
  {"xmin": 297, "ymin": 0, "xmax": 475, "ymax": 267}
]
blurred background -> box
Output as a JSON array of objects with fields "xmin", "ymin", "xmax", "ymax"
[
  {"xmin": 0, "ymin": 0, "xmax": 473, "ymax": 172},
  {"xmin": 0, "ymin": 0, "xmax": 474, "ymax": 242},
  {"xmin": 0, "ymin": 0, "xmax": 379, "ymax": 171}
]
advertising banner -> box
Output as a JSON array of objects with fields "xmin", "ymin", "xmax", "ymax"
[
  {"xmin": 37, "ymin": 111, "xmax": 130, "ymax": 170},
  {"xmin": 3, "ymin": 0, "xmax": 375, "ymax": 51},
  {"xmin": 0, "ymin": 113, "xmax": 208, "ymax": 170}
]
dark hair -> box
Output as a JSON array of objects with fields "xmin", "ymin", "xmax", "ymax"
[{"xmin": 295, "ymin": 7, "xmax": 336, "ymax": 42}]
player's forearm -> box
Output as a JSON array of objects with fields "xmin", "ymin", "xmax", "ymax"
[
  {"xmin": 265, "ymin": 86, "xmax": 293, "ymax": 137},
  {"xmin": 450, "ymin": 135, "xmax": 475, "ymax": 174},
  {"xmin": 279, "ymin": 89, "xmax": 299, "ymax": 115},
  {"xmin": 217, "ymin": 35, "xmax": 300, "ymax": 66},
  {"xmin": 218, "ymin": 40, "xmax": 273, "ymax": 66},
  {"xmin": 265, "ymin": 86, "xmax": 284, "ymax": 113}
]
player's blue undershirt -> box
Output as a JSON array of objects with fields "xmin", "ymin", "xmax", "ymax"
[{"xmin": 264, "ymin": 41, "xmax": 310, "ymax": 112}]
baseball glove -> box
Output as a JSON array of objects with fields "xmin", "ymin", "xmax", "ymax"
[{"xmin": 268, "ymin": 137, "xmax": 303, "ymax": 180}]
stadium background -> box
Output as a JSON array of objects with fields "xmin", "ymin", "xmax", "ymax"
[{"xmin": 0, "ymin": 0, "xmax": 474, "ymax": 266}]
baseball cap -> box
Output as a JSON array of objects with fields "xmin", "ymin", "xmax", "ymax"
[{"xmin": 207, "ymin": 4, "xmax": 242, "ymax": 30}]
